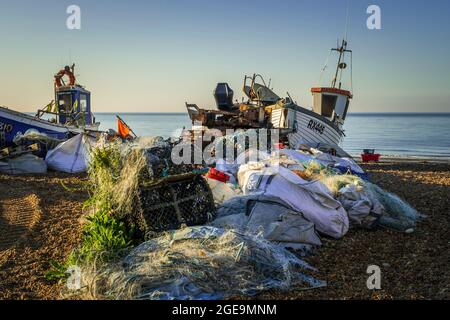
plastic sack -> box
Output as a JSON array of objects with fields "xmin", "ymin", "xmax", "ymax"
[
  {"xmin": 238, "ymin": 163, "xmax": 349, "ymax": 239},
  {"xmin": 205, "ymin": 177, "xmax": 241, "ymax": 205},
  {"xmin": 45, "ymin": 134, "xmax": 92, "ymax": 173},
  {"xmin": 212, "ymin": 194, "xmax": 322, "ymax": 250}
]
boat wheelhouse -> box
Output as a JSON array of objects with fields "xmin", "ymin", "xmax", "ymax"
[
  {"xmin": 0, "ymin": 65, "xmax": 99, "ymax": 147},
  {"xmin": 49, "ymin": 85, "xmax": 96, "ymax": 128}
]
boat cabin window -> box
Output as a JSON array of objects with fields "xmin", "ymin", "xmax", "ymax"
[
  {"xmin": 334, "ymin": 97, "xmax": 350, "ymax": 120},
  {"xmin": 321, "ymin": 94, "xmax": 337, "ymax": 118},
  {"xmin": 57, "ymin": 93, "xmax": 72, "ymax": 114},
  {"xmin": 341, "ymin": 100, "xmax": 350, "ymax": 120},
  {"xmin": 80, "ymin": 94, "xmax": 87, "ymax": 112}
]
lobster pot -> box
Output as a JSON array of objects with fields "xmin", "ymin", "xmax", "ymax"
[{"xmin": 133, "ymin": 174, "xmax": 216, "ymax": 239}]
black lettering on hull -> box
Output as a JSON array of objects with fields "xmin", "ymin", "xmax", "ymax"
[{"xmin": 307, "ymin": 119, "xmax": 325, "ymax": 135}]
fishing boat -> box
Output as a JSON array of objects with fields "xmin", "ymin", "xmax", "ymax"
[
  {"xmin": 185, "ymin": 39, "xmax": 353, "ymax": 149},
  {"xmin": 0, "ymin": 64, "xmax": 99, "ymax": 147},
  {"xmin": 270, "ymin": 39, "xmax": 353, "ymax": 147}
]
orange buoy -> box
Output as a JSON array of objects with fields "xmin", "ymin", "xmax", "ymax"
[{"xmin": 54, "ymin": 66, "xmax": 76, "ymax": 87}]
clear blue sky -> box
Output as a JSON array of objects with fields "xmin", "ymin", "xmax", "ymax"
[{"xmin": 0, "ymin": 0, "xmax": 449, "ymax": 113}]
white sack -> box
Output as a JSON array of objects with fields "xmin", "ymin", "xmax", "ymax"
[
  {"xmin": 238, "ymin": 163, "xmax": 349, "ymax": 239},
  {"xmin": 45, "ymin": 134, "xmax": 93, "ymax": 173},
  {"xmin": 338, "ymin": 184, "xmax": 384, "ymax": 229}
]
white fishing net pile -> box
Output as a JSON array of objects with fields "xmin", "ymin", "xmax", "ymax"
[{"xmin": 71, "ymin": 226, "xmax": 325, "ymax": 300}]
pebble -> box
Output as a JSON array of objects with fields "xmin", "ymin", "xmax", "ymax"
[{"xmin": 405, "ymin": 228, "xmax": 415, "ymax": 234}]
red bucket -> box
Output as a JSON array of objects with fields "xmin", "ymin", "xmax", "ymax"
[{"xmin": 361, "ymin": 153, "xmax": 381, "ymax": 162}]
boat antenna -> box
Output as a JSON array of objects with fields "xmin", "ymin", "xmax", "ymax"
[
  {"xmin": 331, "ymin": 1, "xmax": 352, "ymax": 89},
  {"xmin": 339, "ymin": 0, "xmax": 352, "ymax": 87},
  {"xmin": 344, "ymin": 0, "xmax": 353, "ymax": 93},
  {"xmin": 344, "ymin": 0, "xmax": 350, "ymax": 42}
]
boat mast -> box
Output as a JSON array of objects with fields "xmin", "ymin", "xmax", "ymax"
[{"xmin": 331, "ymin": 39, "xmax": 351, "ymax": 89}]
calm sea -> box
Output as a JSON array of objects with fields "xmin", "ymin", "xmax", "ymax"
[{"xmin": 95, "ymin": 113, "xmax": 450, "ymax": 158}]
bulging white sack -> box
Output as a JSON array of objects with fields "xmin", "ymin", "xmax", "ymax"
[
  {"xmin": 238, "ymin": 163, "xmax": 349, "ymax": 239},
  {"xmin": 45, "ymin": 134, "xmax": 93, "ymax": 173}
]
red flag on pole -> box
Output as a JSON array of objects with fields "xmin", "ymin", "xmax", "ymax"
[{"xmin": 117, "ymin": 117, "xmax": 131, "ymax": 139}]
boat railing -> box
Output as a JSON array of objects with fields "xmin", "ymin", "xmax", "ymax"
[
  {"xmin": 243, "ymin": 74, "xmax": 269, "ymax": 89},
  {"xmin": 35, "ymin": 109, "xmax": 58, "ymax": 118},
  {"xmin": 35, "ymin": 107, "xmax": 87, "ymax": 127}
]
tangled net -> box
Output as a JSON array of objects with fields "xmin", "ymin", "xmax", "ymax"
[
  {"xmin": 365, "ymin": 182, "xmax": 423, "ymax": 230},
  {"xmin": 73, "ymin": 226, "xmax": 325, "ymax": 300},
  {"xmin": 303, "ymin": 161, "xmax": 422, "ymax": 230},
  {"xmin": 87, "ymin": 136, "xmax": 173, "ymax": 219},
  {"xmin": 298, "ymin": 160, "xmax": 362, "ymax": 196}
]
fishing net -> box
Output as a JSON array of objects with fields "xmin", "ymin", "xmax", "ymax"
[
  {"xmin": 299, "ymin": 161, "xmax": 422, "ymax": 230},
  {"xmin": 319, "ymin": 174, "xmax": 363, "ymax": 197},
  {"xmin": 12, "ymin": 128, "xmax": 65, "ymax": 157},
  {"xmin": 72, "ymin": 226, "xmax": 325, "ymax": 300},
  {"xmin": 87, "ymin": 139, "xmax": 147, "ymax": 218},
  {"xmin": 213, "ymin": 129, "xmax": 278, "ymax": 162},
  {"xmin": 87, "ymin": 137, "xmax": 194, "ymax": 213},
  {"xmin": 297, "ymin": 160, "xmax": 361, "ymax": 196},
  {"xmin": 365, "ymin": 182, "xmax": 423, "ymax": 231},
  {"xmin": 87, "ymin": 136, "xmax": 214, "ymax": 239}
]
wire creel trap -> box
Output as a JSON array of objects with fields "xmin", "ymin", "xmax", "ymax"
[{"xmin": 130, "ymin": 173, "xmax": 216, "ymax": 239}]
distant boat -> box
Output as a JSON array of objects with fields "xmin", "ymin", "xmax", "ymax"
[
  {"xmin": 185, "ymin": 39, "xmax": 353, "ymax": 148},
  {"xmin": 0, "ymin": 64, "xmax": 99, "ymax": 147}
]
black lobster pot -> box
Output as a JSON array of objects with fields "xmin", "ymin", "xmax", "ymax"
[{"xmin": 131, "ymin": 173, "xmax": 216, "ymax": 239}]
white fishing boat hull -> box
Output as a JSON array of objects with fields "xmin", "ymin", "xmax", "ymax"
[{"xmin": 271, "ymin": 104, "xmax": 344, "ymax": 147}]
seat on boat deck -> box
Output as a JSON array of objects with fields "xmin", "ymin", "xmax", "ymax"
[
  {"xmin": 214, "ymin": 83, "xmax": 236, "ymax": 112},
  {"xmin": 243, "ymin": 83, "xmax": 280, "ymax": 104}
]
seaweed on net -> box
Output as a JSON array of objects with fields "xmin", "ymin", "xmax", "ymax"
[{"xmin": 73, "ymin": 226, "xmax": 325, "ymax": 300}]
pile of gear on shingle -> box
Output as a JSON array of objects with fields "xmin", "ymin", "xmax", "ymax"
[{"xmin": 3, "ymin": 130, "xmax": 423, "ymax": 300}]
